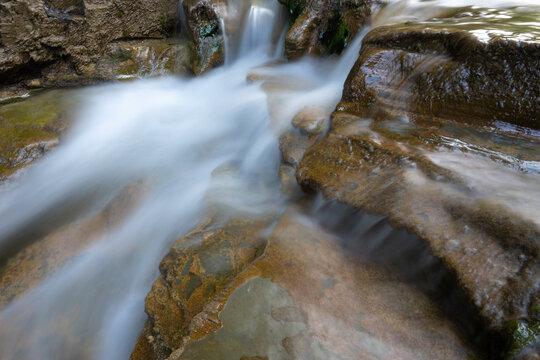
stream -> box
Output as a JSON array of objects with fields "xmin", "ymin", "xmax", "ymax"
[{"xmin": 0, "ymin": 0, "xmax": 538, "ymax": 359}]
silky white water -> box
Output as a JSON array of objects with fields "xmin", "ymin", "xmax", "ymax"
[{"xmin": 0, "ymin": 0, "xmax": 537, "ymax": 359}]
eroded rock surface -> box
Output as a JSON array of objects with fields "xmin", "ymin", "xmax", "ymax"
[
  {"xmin": 278, "ymin": 0, "xmax": 377, "ymax": 59},
  {"xmin": 131, "ymin": 216, "xmax": 271, "ymax": 360},
  {"xmin": 133, "ymin": 208, "xmax": 475, "ymax": 360},
  {"xmin": 182, "ymin": 0, "xmax": 226, "ymax": 74},
  {"xmin": 296, "ymin": 7, "xmax": 540, "ymax": 358},
  {"xmin": 0, "ymin": 0, "xmax": 180, "ymax": 87},
  {"xmin": 341, "ymin": 7, "xmax": 540, "ymax": 129}
]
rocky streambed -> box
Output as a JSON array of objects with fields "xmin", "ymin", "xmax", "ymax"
[{"xmin": 0, "ymin": 0, "xmax": 539, "ymax": 359}]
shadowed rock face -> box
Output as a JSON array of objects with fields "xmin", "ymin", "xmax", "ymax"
[
  {"xmin": 0, "ymin": 0, "xmax": 179, "ymax": 86},
  {"xmin": 296, "ymin": 7, "xmax": 540, "ymax": 358},
  {"xmin": 181, "ymin": 0, "xmax": 226, "ymax": 75},
  {"xmin": 278, "ymin": 0, "xmax": 377, "ymax": 59}
]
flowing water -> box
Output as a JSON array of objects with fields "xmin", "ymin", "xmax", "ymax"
[{"xmin": 0, "ymin": 0, "xmax": 538, "ymax": 359}]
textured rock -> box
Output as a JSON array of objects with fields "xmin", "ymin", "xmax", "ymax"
[
  {"xmin": 0, "ymin": 89, "xmax": 77, "ymax": 180},
  {"xmin": 98, "ymin": 39, "xmax": 191, "ymax": 80},
  {"xmin": 130, "ymin": 216, "xmax": 271, "ymax": 360},
  {"xmin": 295, "ymin": 8, "xmax": 540, "ymax": 358},
  {"xmin": 0, "ymin": 0, "xmax": 180, "ymax": 86},
  {"xmin": 297, "ymin": 112, "xmax": 540, "ymax": 358},
  {"xmin": 134, "ymin": 207, "xmax": 475, "ymax": 360},
  {"xmin": 278, "ymin": 0, "xmax": 377, "ymax": 59},
  {"xmin": 181, "ymin": 0, "xmax": 226, "ymax": 74},
  {"xmin": 341, "ymin": 8, "xmax": 540, "ymax": 129}
]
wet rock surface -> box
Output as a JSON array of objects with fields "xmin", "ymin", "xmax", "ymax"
[
  {"xmin": 0, "ymin": 0, "xmax": 180, "ymax": 87},
  {"xmin": 132, "ymin": 207, "xmax": 475, "ymax": 360},
  {"xmin": 97, "ymin": 39, "xmax": 191, "ymax": 81},
  {"xmin": 182, "ymin": 0, "xmax": 226, "ymax": 74},
  {"xmin": 296, "ymin": 7, "xmax": 540, "ymax": 358},
  {"xmin": 0, "ymin": 89, "xmax": 78, "ymax": 180},
  {"xmin": 0, "ymin": 181, "xmax": 146, "ymax": 308},
  {"xmin": 131, "ymin": 216, "xmax": 272, "ymax": 360},
  {"xmin": 278, "ymin": 0, "xmax": 377, "ymax": 59},
  {"xmin": 342, "ymin": 7, "xmax": 540, "ymax": 129}
]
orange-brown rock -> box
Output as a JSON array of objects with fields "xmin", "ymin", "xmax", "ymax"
[
  {"xmin": 161, "ymin": 208, "xmax": 475, "ymax": 359},
  {"xmin": 130, "ymin": 216, "xmax": 271, "ymax": 360},
  {"xmin": 295, "ymin": 7, "xmax": 540, "ymax": 358}
]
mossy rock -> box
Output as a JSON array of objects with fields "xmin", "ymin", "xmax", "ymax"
[
  {"xmin": 0, "ymin": 90, "xmax": 78, "ymax": 178},
  {"xmin": 278, "ymin": 0, "xmax": 306, "ymax": 25},
  {"xmin": 503, "ymin": 320, "xmax": 540, "ymax": 359}
]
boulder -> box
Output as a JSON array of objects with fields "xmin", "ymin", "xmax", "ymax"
[
  {"xmin": 341, "ymin": 7, "xmax": 540, "ymax": 129},
  {"xmin": 278, "ymin": 0, "xmax": 377, "ymax": 59},
  {"xmin": 130, "ymin": 216, "xmax": 271, "ymax": 360},
  {"xmin": 181, "ymin": 0, "xmax": 226, "ymax": 74}
]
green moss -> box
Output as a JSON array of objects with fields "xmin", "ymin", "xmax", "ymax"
[
  {"xmin": 278, "ymin": 0, "xmax": 305, "ymax": 25},
  {"xmin": 529, "ymin": 301, "xmax": 540, "ymax": 320},
  {"xmin": 322, "ymin": 13, "xmax": 349, "ymax": 55},
  {"xmin": 0, "ymin": 90, "xmax": 75, "ymax": 177},
  {"xmin": 110, "ymin": 48, "xmax": 134, "ymax": 63},
  {"xmin": 199, "ymin": 22, "xmax": 218, "ymax": 38},
  {"xmin": 503, "ymin": 319, "xmax": 540, "ymax": 359}
]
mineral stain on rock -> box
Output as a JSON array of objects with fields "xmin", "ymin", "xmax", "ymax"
[{"xmin": 178, "ymin": 277, "xmax": 315, "ymax": 360}]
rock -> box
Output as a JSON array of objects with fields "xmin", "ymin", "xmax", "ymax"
[
  {"xmin": 0, "ymin": 0, "xmax": 180, "ymax": 86},
  {"xmin": 0, "ymin": 89, "xmax": 77, "ymax": 180},
  {"xmin": 98, "ymin": 40, "xmax": 191, "ymax": 80},
  {"xmin": 24, "ymin": 79, "xmax": 43, "ymax": 89},
  {"xmin": 182, "ymin": 0, "xmax": 226, "ymax": 75},
  {"xmin": 136, "ymin": 207, "xmax": 475, "ymax": 360},
  {"xmin": 130, "ymin": 216, "xmax": 271, "ymax": 360},
  {"xmin": 278, "ymin": 0, "xmax": 377, "ymax": 59},
  {"xmin": 291, "ymin": 106, "xmax": 327, "ymax": 136},
  {"xmin": 0, "ymin": 181, "xmax": 146, "ymax": 308},
  {"xmin": 297, "ymin": 109, "xmax": 540, "ymax": 357},
  {"xmin": 279, "ymin": 163, "xmax": 301, "ymax": 198},
  {"xmin": 296, "ymin": 8, "xmax": 540, "ymax": 356},
  {"xmin": 341, "ymin": 7, "xmax": 540, "ymax": 129}
]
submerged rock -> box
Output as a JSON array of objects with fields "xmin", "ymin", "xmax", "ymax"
[
  {"xmin": 0, "ymin": 181, "xmax": 146, "ymax": 308},
  {"xmin": 278, "ymin": 0, "xmax": 377, "ymax": 59}
]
